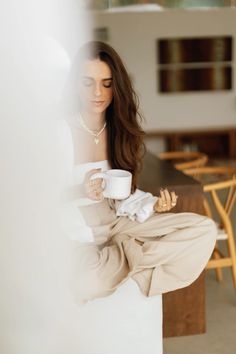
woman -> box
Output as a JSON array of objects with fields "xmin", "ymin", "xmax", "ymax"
[{"xmin": 66, "ymin": 41, "xmax": 216, "ymax": 303}]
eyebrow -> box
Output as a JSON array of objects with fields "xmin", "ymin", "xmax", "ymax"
[{"xmin": 82, "ymin": 76, "xmax": 112, "ymax": 81}]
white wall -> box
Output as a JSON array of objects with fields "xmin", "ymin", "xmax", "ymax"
[{"xmin": 93, "ymin": 8, "xmax": 236, "ymax": 132}]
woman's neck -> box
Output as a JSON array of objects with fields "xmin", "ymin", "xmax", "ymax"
[{"xmin": 80, "ymin": 110, "xmax": 106, "ymax": 131}]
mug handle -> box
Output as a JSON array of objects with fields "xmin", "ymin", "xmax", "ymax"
[
  {"xmin": 90, "ymin": 172, "xmax": 107, "ymax": 180},
  {"xmin": 89, "ymin": 172, "xmax": 108, "ymax": 189}
]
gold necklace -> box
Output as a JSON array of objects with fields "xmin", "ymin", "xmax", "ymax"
[{"xmin": 77, "ymin": 113, "xmax": 106, "ymax": 144}]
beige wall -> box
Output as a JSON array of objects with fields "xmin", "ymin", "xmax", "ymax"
[{"xmin": 92, "ymin": 8, "xmax": 236, "ymax": 132}]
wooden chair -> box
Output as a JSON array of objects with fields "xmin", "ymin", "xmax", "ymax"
[
  {"xmin": 158, "ymin": 151, "xmax": 208, "ymax": 171},
  {"xmin": 184, "ymin": 166, "xmax": 236, "ymax": 289}
]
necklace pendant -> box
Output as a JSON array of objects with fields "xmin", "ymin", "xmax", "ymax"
[{"xmin": 76, "ymin": 113, "xmax": 106, "ymax": 143}]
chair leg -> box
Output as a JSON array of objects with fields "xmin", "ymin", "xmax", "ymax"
[
  {"xmin": 231, "ymin": 263, "xmax": 236, "ymax": 290},
  {"xmin": 226, "ymin": 229, "xmax": 236, "ymax": 290},
  {"xmin": 212, "ymin": 247, "xmax": 223, "ymax": 282},
  {"xmin": 229, "ymin": 247, "xmax": 236, "ymax": 290}
]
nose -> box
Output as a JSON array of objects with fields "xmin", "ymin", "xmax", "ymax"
[{"xmin": 94, "ymin": 82, "xmax": 102, "ymax": 97}]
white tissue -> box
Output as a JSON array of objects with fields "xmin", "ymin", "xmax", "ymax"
[{"xmin": 116, "ymin": 189, "xmax": 157, "ymax": 223}]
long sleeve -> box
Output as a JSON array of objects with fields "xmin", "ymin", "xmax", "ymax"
[{"xmin": 61, "ymin": 202, "xmax": 94, "ymax": 243}]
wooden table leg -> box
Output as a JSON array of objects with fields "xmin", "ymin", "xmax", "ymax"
[{"xmin": 163, "ymin": 272, "xmax": 205, "ymax": 337}]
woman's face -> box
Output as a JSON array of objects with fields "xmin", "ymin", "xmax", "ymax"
[{"xmin": 79, "ymin": 58, "xmax": 113, "ymax": 115}]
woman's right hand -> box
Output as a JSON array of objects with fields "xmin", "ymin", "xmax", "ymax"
[{"xmin": 83, "ymin": 169, "xmax": 104, "ymax": 201}]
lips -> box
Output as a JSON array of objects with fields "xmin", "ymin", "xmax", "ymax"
[{"xmin": 91, "ymin": 101, "xmax": 105, "ymax": 106}]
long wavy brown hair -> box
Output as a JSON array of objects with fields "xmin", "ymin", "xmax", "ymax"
[{"xmin": 75, "ymin": 41, "xmax": 146, "ymax": 192}]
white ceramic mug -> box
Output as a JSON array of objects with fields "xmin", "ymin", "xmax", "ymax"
[{"xmin": 90, "ymin": 169, "xmax": 132, "ymax": 200}]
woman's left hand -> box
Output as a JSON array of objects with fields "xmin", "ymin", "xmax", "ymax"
[{"xmin": 154, "ymin": 188, "xmax": 178, "ymax": 213}]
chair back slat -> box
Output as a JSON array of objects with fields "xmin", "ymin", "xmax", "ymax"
[
  {"xmin": 224, "ymin": 185, "xmax": 236, "ymax": 217},
  {"xmin": 210, "ymin": 190, "xmax": 233, "ymax": 237},
  {"xmin": 158, "ymin": 151, "xmax": 208, "ymax": 171},
  {"xmin": 203, "ymin": 197, "xmax": 213, "ymax": 219}
]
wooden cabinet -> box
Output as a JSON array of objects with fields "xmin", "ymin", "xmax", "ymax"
[{"xmin": 146, "ymin": 127, "xmax": 236, "ymax": 158}]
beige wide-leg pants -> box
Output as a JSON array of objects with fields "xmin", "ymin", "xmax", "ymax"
[{"xmin": 73, "ymin": 200, "xmax": 216, "ymax": 303}]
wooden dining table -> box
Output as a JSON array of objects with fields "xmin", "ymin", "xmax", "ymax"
[{"xmin": 138, "ymin": 152, "xmax": 206, "ymax": 337}]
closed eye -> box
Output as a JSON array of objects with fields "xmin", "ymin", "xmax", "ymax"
[
  {"xmin": 81, "ymin": 77, "xmax": 112, "ymax": 88},
  {"xmin": 82, "ymin": 77, "xmax": 93, "ymax": 87},
  {"xmin": 103, "ymin": 79, "xmax": 112, "ymax": 88}
]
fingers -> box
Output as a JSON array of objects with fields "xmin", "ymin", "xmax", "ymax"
[
  {"xmin": 89, "ymin": 178, "xmax": 103, "ymax": 189},
  {"xmin": 84, "ymin": 169, "xmax": 104, "ymax": 201},
  {"xmin": 161, "ymin": 189, "xmax": 171, "ymax": 209},
  {"xmin": 170, "ymin": 191, "xmax": 178, "ymax": 207},
  {"xmin": 154, "ymin": 188, "xmax": 178, "ymax": 213},
  {"xmin": 87, "ymin": 186, "xmax": 104, "ymax": 201}
]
